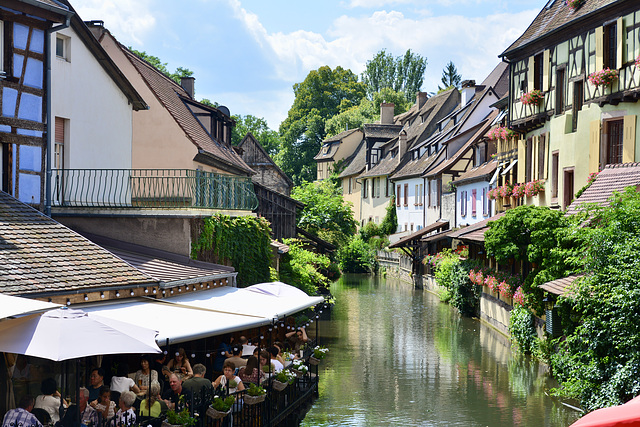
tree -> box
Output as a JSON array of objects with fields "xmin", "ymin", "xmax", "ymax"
[
  {"xmin": 278, "ymin": 66, "xmax": 366, "ymax": 184},
  {"xmin": 439, "ymin": 61, "xmax": 462, "ymax": 91},
  {"xmin": 129, "ymin": 49, "xmax": 194, "ymax": 85},
  {"xmin": 361, "ymin": 49, "xmax": 427, "ymax": 103},
  {"xmin": 231, "ymin": 115, "xmax": 281, "ymax": 156},
  {"xmin": 291, "ymin": 179, "xmax": 358, "ymax": 247},
  {"xmin": 324, "ymin": 88, "xmax": 410, "ymax": 138}
]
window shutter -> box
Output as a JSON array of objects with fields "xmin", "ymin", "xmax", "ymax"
[
  {"xmin": 543, "ymin": 50, "xmax": 550, "ymax": 90},
  {"xmin": 542, "ymin": 133, "xmax": 549, "ymax": 179},
  {"xmin": 396, "ymin": 185, "xmax": 401, "ymax": 206},
  {"xmin": 404, "ymin": 183, "xmax": 408, "ymax": 206},
  {"xmin": 532, "ymin": 136, "xmax": 539, "ymax": 180},
  {"xmin": 589, "ymin": 120, "xmax": 601, "ymax": 173},
  {"xmin": 616, "ymin": 17, "xmax": 624, "ymax": 69},
  {"xmin": 623, "ymin": 115, "xmax": 636, "ymax": 163},
  {"xmin": 518, "ymin": 138, "xmax": 526, "ymax": 183},
  {"xmin": 528, "ymin": 56, "xmax": 535, "ymax": 91},
  {"xmin": 595, "ymin": 26, "xmax": 604, "ymax": 71},
  {"xmin": 55, "ymin": 117, "xmax": 65, "ymax": 143},
  {"xmin": 472, "ymin": 189, "xmax": 477, "ymax": 216}
]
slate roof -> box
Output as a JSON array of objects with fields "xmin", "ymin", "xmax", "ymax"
[
  {"xmin": 501, "ymin": 0, "xmax": 618, "ymax": 58},
  {"xmin": 363, "ymin": 123, "xmax": 404, "ymax": 139},
  {"xmin": 339, "ymin": 140, "xmax": 367, "ymax": 178},
  {"xmin": 0, "ymin": 192, "xmax": 155, "ymax": 296},
  {"xmin": 455, "ymin": 160, "xmax": 498, "ymax": 186},
  {"xmin": 121, "ymin": 47, "xmax": 254, "ymax": 176},
  {"xmin": 567, "ymin": 163, "xmax": 640, "ymax": 214},
  {"xmin": 238, "ymin": 132, "xmax": 292, "ymax": 186},
  {"xmin": 391, "ymin": 150, "xmax": 441, "ymax": 181},
  {"xmin": 539, "ymin": 274, "xmax": 584, "ymax": 297}
]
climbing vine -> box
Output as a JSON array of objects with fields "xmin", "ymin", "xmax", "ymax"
[{"xmin": 191, "ymin": 214, "xmax": 272, "ymax": 286}]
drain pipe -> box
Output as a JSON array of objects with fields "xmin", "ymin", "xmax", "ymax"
[{"xmin": 45, "ymin": 13, "xmax": 73, "ymax": 217}]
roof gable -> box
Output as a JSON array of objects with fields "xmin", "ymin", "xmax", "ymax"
[{"xmin": 238, "ymin": 132, "xmax": 292, "ymax": 186}]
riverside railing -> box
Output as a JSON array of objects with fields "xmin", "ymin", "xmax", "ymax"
[{"xmin": 52, "ymin": 169, "xmax": 258, "ymax": 211}]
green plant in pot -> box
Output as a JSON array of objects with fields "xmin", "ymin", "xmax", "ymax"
[
  {"xmin": 211, "ymin": 395, "xmax": 235, "ymax": 412},
  {"xmin": 164, "ymin": 407, "xmax": 196, "ymax": 427}
]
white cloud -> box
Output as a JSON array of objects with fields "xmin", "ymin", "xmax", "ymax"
[{"xmin": 73, "ymin": 0, "xmax": 156, "ymax": 46}]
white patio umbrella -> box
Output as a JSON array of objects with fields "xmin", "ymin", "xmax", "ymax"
[
  {"xmin": 0, "ymin": 307, "xmax": 161, "ymax": 361},
  {"xmin": 0, "ymin": 293, "xmax": 61, "ymax": 319}
]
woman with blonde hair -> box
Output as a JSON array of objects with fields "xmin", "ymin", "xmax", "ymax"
[{"xmin": 139, "ymin": 382, "xmax": 167, "ymax": 418}]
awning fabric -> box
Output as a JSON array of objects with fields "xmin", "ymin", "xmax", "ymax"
[
  {"xmin": 81, "ymin": 282, "xmax": 323, "ymax": 345},
  {"xmin": 0, "ymin": 294, "xmax": 61, "ymax": 320}
]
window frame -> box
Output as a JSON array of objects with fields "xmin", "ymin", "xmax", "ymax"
[
  {"xmin": 471, "ymin": 189, "xmax": 477, "ymax": 217},
  {"xmin": 604, "ymin": 22, "xmax": 617, "ymax": 70},
  {"xmin": 403, "ymin": 183, "xmax": 409, "ymax": 207},
  {"xmin": 555, "ymin": 67, "xmax": 566, "ymax": 115}
]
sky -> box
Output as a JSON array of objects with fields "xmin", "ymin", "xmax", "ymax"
[{"xmin": 74, "ymin": 0, "xmax": 542, "ymax": 131}]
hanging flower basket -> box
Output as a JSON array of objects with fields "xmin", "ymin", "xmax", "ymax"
[
  {"xmin": 499, "ymin": 182, "xmax": 514, "ymax": 198},
  {"xmin": 487, "ymin": 126, "xmax": 516, "ymax": 141},
  {"xmin": 309, "ymin": 356, "xmax": 320, "ymax": 365},
  {"xmin": 272, "ymin": 379, "xmax": 288, "ymax": 391},
  {"xmin": 524, "ymin": 180, "xmax": 545, "ymax": 197},
  {"xmin": 206, "ymin": 406, "xmax": 231, "ymax": 420},
  {"xmin": 512, "ymin": 184, "xmax": 525, "ymax": 198},
  {"xmin": 520, "ymin": 90, "xmax": 544, "ymax": 105},
  {"xmin": 588, "ymin": 68, "xmax": 618, "ymax": 87},
  {"xmin": 636, "ymin": 55, "xmax": 640, "ymax": 67},
  {"xmin": 487, "ymin": 188, "xmax": 499, "ymax": 200},
  {"xmin": 243, "ymin": 394, "xmax": 266, "ymax": 406}
]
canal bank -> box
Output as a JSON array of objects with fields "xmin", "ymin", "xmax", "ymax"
[{"xmin": 302, "ymin": 274, "xmax": 579, "ymax": 426}]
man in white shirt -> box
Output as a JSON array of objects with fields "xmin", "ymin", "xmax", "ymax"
[{"xmin": 268, "ymin": 346, "xmax": 284, "ymax": 372}]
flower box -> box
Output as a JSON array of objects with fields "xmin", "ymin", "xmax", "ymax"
[
  {"xmin": 520, "ymin": 90, "xmax": 544, "ymax": 106},
  {"xmin": 309, "ymin": 356, "xmax": 320, "ymax": 365},
  {"xmin": 566, "ymin": 0, "xmax": 584, "ymax": 11},
  {"xmin": 243, "ymin": 394, "xmax": 266, "ymax": 406},
  {"xmin": 487, "ymin": 126, "xmax": 515, "ymax": 141},
  {"xmin": 272, "ymin": 379, "xmax": 288, "ymax": 391},
  {"xmin": 206, "ymin": 406, "xmax": 231, "ymax": 420},
  {"xmin": 588, "ymin": 68, "xmax": 618, "ymax": 87}
]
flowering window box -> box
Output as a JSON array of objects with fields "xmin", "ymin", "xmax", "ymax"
[
  {"xmin": 520, "ymin": 90, "xmax": 544, "ymax": 106},
  {"xmin": 588, "ymin": 68, "xmax": 618, "ymax": 87},
  {"xmin": 566, "ymin": 0, "xmax": 584, "ymax": 11}
]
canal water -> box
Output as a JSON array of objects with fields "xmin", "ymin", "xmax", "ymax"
[{"xmin": 302, "ymin": 274, "xmax": 580, "ymax": 426}]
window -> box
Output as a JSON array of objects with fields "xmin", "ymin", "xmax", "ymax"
[
  {"xmin": 370, "ymin": 149, "xmax": 380, "ymax": 165},
  {"xmin": 396, "ymin": 185, "xmax": 401, "ymax": 206},
  {"xmin": 317, "ymin": 162, "xmax": 323, "ymax": 180},
  {"xmin": 461, "ymin": 191, "xmax": 467, "ymax": 217},
  {"xmin": 471, "ymin": 189, "xmax": 477, "ymax": 217},
  {"xmin": 429, "ymin": 179, "xmax": 440, "ymax": 207},
  {"xmin": 362, "ymin": 179, "xmax": 368, "ymax": 198},
  {"xmin": 0, "ymin": 21, "xmax": 4, "ymax": 75},
  {"xmin": 482, "ymin": 187, "xmax": 489, "ymax": 216},
  {"xmin": 556, "ymin": 68, "xmax": 565, "ymax": 115},
  {"xmin": 534, "ymin": 53, "xmax": 544, "ymax": 91},
  {"xmin": 604, "ymin": 22, "xmax": 617, "ymax": 70},
  {"xmin": 572, "ymin": 81, "xmax": 583, "ymax": 132},
  {"xmin": 54, "ymin": 117, "xmax": 66, "ymax": 169},
  {"xmin": 475, "ymin": 143, "xmax": 486, "ymax": 167},
  {"xmin": 414, "ymin": 185, "xmax": 419, "ymax": 206},
  {"xmin": 375, "ymin": 177, "xmax": 380, "ymax": 198},
  {"xmin": 348, "ymin": 177, "xmax": 352, "ymax": 194},
  {"xmin": 419, "ymin": 184, "xmax": 423, "ymax": 206},
  {"xmin": 525, "ymin": 137, "xmax": 533, "ymax": 182},
  {"xmin": 372, "ymin": 177, "xmax": 378, "ymax": 198},
  {"xmin": 56, "ymin": 35, "xmax": 70, "ymax": 61},
  {"xmin": 384, "ymin": 177, "xmax": 389, "ymax": 197},
  {"xmin": 563, "ymin": 168, "xmax": 574, "ymax": 210},
  {"xmin": 404, "ymin": 183, "xmax": 409, "ymax": 206},
  {"xmin": 551, "ymin": 151, "xmax": 559, "ymax": 199},
  {"xmin": 605, "ymin": 119, "xmax": 624, "ymax": 165}
]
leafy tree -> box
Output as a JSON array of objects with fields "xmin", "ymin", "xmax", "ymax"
[
  {"xmin": 551, "ymin": 188, "xmax": 640, "ymax": 411},
  {"xmin": 361, "ymin": 49, "xmax": 427, "ymax": 103},
  {"xmin": 324, "ymin": 88, "xmax": 410, "ymax": 138},
  {"xmin": 129, "ymin": 49, "xmax": 194, "ymax": 85},
  {"xmin": 279, "ymin": 239, "xmax": 330, "ymax": 295},
  {"xmin": 336, "ymin": 236, "xmax": 377, "ymax": 274},
  {"xmin": 379, "ymin": 195, "xmax": 398, "ymax": 236},
  {"xmin": 291, "ymin": 179, "xmax": 357, "ymax": 247},
  {"xmin": 438, "ymin": 61, "xmax": 462, "ymax": 91},
  {"xmin": 430, "ymin": 250, "xmax": 479, "ymax": 316},
  {"xmin": 231, "ymin": 114, "xmax": 281, "ymax": 156},
  {"xmin": 199, "ymin": 99, "xmax": 218, "ymax": 108},
  {"xmin": 278, "ymin": 66, "xmax": 366, "ymax": 184}
]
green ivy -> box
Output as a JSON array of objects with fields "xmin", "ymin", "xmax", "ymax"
[
  {"xmin": 191, "ymin": 214, "xmax": 272, "ymax": 286},
  {"xmin": 509, "ymin": 305, "xmax": 538, "ymax": 354},
  {"xmin": 432, "ymin": 250, "xmax": 479, "ymax": 316},
  {"xmin": 279, "ymin": 238, "xmax": 330, "ymax": 295}
]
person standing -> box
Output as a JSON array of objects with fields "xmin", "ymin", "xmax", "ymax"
[{"xmin": 2, "ymin": 395, "xmax": 42, "ymax": 427}]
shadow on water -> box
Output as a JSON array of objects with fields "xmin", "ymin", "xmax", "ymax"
[{"xmin": 302, "ymin": 274, "xmax": 580, "ymax": 427}]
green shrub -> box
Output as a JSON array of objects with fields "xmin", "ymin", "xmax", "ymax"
[
  {"xmin": 336, "ymin": 237, "xmax": 377, "ymax": 273},
  {"xmin": 431, "ymin": 250, "xmax": 479, "ymax": 316},
  {"xmin": 509, "ymin": 305, "xmax": 538, "ymax": 354},
  {"xmin": 279, "ymin": 239, "xmax": 330, "ymax": 295}
]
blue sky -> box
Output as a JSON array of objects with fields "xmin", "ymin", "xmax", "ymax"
[{"xmin": 74, "ymin": 0, "xmax": 541, "ymax": 131}]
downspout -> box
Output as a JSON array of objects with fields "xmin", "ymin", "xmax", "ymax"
[{"xmin": 45, "ymin": 14, "xmax": 73, "ymax": 217}]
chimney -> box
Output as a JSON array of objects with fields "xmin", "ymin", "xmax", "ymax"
[
  {"xmin": 460, "ymin": 80, "xmax": 476, "ymax": 107},
  {"xmin": 180, "ymin": 76, "xmax": 195, "ymax": 99},
  {"xmin": 398, "ymin": 129, "xmax": 407, "ymax": 163},
  {"xmin": 416, "ymin": 92, "xmax": 428, "ymax": 109},
  {"xmin": 380, "ymin": 103, "xmax": 395, "ymax": 124}
]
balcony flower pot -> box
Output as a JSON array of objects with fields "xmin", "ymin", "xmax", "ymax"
[
  {"xmin": 243, "ymin": 393, "xmax": 266, "ymax": 406},
  {"xmin": 520, "ymin": 90, "xmax": 544, "ymax": 106},
  {"xmin": 588, "ymin": 68, "xmax": 618, "ymax": 87},
  {"xmin": 272, "ymin": 379, "xmax": 288, "ymax": 391},
  {"xmin": 206, "ymin": 406, "xmax": 231, "ymax": 420}
]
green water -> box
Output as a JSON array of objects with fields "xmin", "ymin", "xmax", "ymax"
[{"xmin": 302, "ymin": 274, "xmax": 580, "ymax": 427}]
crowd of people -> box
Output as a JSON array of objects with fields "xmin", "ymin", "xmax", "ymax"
[{"xmin": 2, "ymin": 328, "xmax": 310, "ymax": 427}]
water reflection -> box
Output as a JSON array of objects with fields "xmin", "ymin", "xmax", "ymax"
[{"xmin": 303, "ymin": 274, "xmax": 579, "ymax": 426}]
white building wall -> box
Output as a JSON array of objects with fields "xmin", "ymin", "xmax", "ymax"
[
  {"xmin": 395, "ymin": 177, "xmax": 424, "ymax": 232},
  {"xmin": 456, "ymin": 180, "xmax": 492, "ymax": 227},
  {"xmin": 51, "ymin": 27, "xmax": 133, "ymax": 170}
]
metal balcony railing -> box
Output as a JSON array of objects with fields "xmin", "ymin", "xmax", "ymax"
[{"xmin": 52, "ymin": 169, "xmax": 258, "ymax": 211}]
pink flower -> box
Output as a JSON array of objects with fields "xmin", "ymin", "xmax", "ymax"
[
  {"xmin": 588, "ymin": 68, "xmax": 618, "ymax": 87},
  {"xmin": 520, "ymin": 90, "xmax": 544, "ymax": 106},
  {"xmin": 513, "ymin": 287, "xmax": 526, "ymax": 306}
]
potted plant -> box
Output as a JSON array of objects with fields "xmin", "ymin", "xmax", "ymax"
[
  {"xmin": 206, "ymin": 395, "xmax": 235, "ymax": 420},
  {"xmin": 512, "ymin": 183, "xmax": 525, "ymax": 198},
  {"xmin": 524, "ymin": 180, "xmax": 545, "ymax": 197},
  {"xmin": 499, "ymin": 182, "xmax": 514, "ymax": 200},
  {"xmin": 291, "ymin": 359, "xmax": 308, "ymax": 377},
  {"xmin": 520, "ymin": 89, "xmax": 544, "ymax": 106},
  {"xmin": 163, "ymin": 407, "xmax": 196, "ymax": 427},
  {"xmin": 244, "ymin": 383, "xmax": 266, "ymax": 405},
  {"xmin": 309, "ymin": 345, "xmax": 329, "ymax": 365},
  {"xmin": 588, "ymin": 68, "xmax": 619, "ymax": 87},
  {"xmin": 272, "ymin": 369, "xmax": 295, "ymax": 391}
]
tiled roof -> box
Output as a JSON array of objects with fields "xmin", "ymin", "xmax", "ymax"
[
  {"xmin": 389, "ymin": 220, "xmax": 449, "ymax": 249},
  {"xmin": 480, "ymin": 62, "xmax": 509, "ymax": 99},
  {"xmin": 501, "ymin": 0, "xmax": 617, "ymax": 58},
  {"xmin": 539, "ymin": 274, "xmax": 584, "ymax": 297},
  {"xmin": 122, "ymin": 47, "xmax": 254, "ymax": 176},
  {"xmin": 567, "ymin": 163, "xmax": 640, "ymax": 214},
  {"xmin": 391, "ymin": 150, "xmax": 440, "ymax": 181},
  {"xmin": 448, "ymin": 212, "xmax": 505, "ymax": 242},
  {"xmin": 0, "ymin": 192, "xmax": 155, "ymax": 296},
  {"xmin": 359, "ymin": 150, "xmax": 399, "ymax": 179},
  {"xmin": 363, "ymin": 123, "xmax": 403, "ymax": 139},
  {"xmin": 83, "ymin": 234, "xmax": 235, "ymax": 287},
  {"xmin": 455, "ymin": 160, "xmax": 498, "ymax": 186},
  {"xmin": 322, "ymin": 128, "xmax": 359, "ymax": 144},
  {"xmin": 339, "ymin": 140, "xmax": 367, "ymax": 178}
]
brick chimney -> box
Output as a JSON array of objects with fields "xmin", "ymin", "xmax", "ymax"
[
  {"xmin": 416, "ymin": 92, "xmax": 428, "ymax": 109},
  {"xmin": 380, "ymin": 103, "xmax": 395, "ymax": 124},
  {"xmin": 461, "ymin": 80, "xmax": 476, "ymax": 107},
  {"xmin": 398, "ymin": 129, "xmax": 407, "ymax": 163},
  {"xmin": 180, "ymin": 76, "xmax": 195, "ymax": 99}
]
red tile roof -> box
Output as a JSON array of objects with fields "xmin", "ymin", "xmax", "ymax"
[
  {"xmin": 567, "ymin": 163, "xmax": 640, "ymax": 214},
  {"xmin": 0, "ymin": 192, "xmax": 155, "ymax": 296},
  {"xmin": 122, "ymin": 47, "xmax": 254, "ymax": 176}
]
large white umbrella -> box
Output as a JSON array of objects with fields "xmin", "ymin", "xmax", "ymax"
[
  {"xmin": 0, "ymin": 307, "xmax": 161, "ymax": 361},
  {"xmin": 0, "ymin": 294, "xmax": 61, "ymax": 319}
]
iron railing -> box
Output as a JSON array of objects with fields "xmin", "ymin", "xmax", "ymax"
[{"xmin": 52, "ymin": 169, "xmax": 258, "ymax": 211}]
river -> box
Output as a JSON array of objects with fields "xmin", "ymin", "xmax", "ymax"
[{"xmin": 302, "ymin": 274, "xmax": 580, "ymax": 426}]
